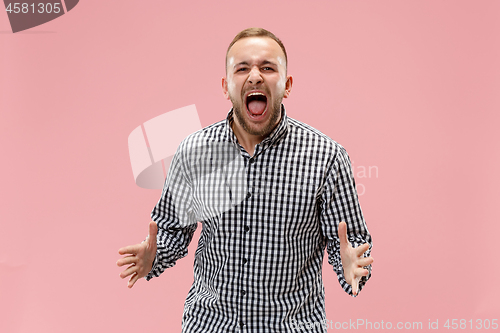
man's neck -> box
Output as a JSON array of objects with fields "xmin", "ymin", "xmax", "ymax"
[
  {"xmin": 231, "ymin": 121, "xmax": 264, "ymax": 157},
  {"xmin": 229, "ymin": 108, "xmax": 283, "ymax": 157}
]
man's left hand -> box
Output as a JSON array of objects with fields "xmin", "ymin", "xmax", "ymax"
[{"xmin": 338, "ymin": 221, "xmax": 374, "ymax": 295}]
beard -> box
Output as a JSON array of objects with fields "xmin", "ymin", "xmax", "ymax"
[{"xmin": 230, "ymin": 94, "xmax": 283, "ymax": 137}]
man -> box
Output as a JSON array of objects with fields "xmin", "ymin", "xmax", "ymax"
[{"xmin": 117, "ymin": 28, "xmax": 373, "ymax": 332}]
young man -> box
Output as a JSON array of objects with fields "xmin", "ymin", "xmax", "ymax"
[{"xmin": 118, "ymin": 28, "xmax": 373, "ymax": 333}]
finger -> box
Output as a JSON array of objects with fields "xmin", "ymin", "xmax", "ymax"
[
  {"xmin": 128, "ymin": 272, "xmax": 140, "ymax": 288},
  {"xmin": 116, "ymin": 255, "xmax": 137, "ymax": 267},
  {"xmin": 355, "ymin": 242, "xmax": 370, "ymax": 256},
  {"xmin": 357, "ymin": 256, "xmax": 374, "ymax": 267},
  {"xmin": 352, "ymin": 276, "xmax": 360, "ymax": 295},
  {"xmin": 354, "ymin": 267, "xmax": 370, "ymax": 277},
  {"xmin": 118, "ymin": 244, "xmax": 141, "ymax": 255},
  {"xmin": 119, "ymin": 264, "xmax": 138, "ymax": 279},
  {"xmin": 148, "ymin": 221, "xmax": 158, "ymax": 245},
  {"xmin": 338, "ymin": 222, "xmax": 349, "ymax": 248}
]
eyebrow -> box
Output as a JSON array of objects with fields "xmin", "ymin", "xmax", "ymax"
[{"xmin": 233, "ymin": 60, "xmax": 278, "ymax": 68}]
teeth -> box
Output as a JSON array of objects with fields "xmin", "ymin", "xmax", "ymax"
[{"xmin": 248, "ymin": 92, "xmax": 265, "ymax": 97}]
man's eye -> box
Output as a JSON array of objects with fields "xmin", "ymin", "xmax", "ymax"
[
  {"xmin": 236, "ymin": 68, "xmax": 248, "ymax": 72},
  {"xmin": 262, "ymin": 67, "xmax": 274, "ymax": 71}
]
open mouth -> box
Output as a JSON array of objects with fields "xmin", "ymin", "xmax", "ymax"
[{"xmin": 245, "ymin": 92, "xmax": 268, "ymax": 117}]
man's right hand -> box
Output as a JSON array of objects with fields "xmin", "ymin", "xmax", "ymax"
[{"xmin": 117, "ymin": 221, "xmax": 158, "ymax": 288}]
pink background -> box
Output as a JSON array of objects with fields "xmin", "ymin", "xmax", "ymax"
[{"xmin": 1, "ymin": 1, "xmax": 499, "ymax": 332}]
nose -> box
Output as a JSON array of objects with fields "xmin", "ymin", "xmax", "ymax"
[{"xmin": 248, "ymin": 67, "xmax": 263, "ymax": 85}]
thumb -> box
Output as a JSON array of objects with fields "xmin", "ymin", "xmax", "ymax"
[
  {"xmin": 148, "ymin": 221, "xmax": 158, "ymax": 244},
  {"xmin": 338, "ymin": 221, "xmax": 349, "ymax": 248}
]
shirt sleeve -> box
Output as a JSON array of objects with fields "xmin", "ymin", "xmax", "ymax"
[
  {"xmin": 319, "ymin": 145, "xmax": 373, "ymax": 296},
  {"xmin": 145, "ymin": 142, "xmax": 198, "ymax": 281}
]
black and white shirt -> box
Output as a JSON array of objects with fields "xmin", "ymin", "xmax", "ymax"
[{"xmin": 146, "ymin": 106, "xmax": 372, "ymax": 333}]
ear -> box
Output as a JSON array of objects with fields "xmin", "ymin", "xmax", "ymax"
[
  {"xmin": 283, "ymin": 75, "xmax": 293, "ymax": 98},
  {"xmin": 222, "ymin": 77, "xmax": 230, "ymax": 100}
]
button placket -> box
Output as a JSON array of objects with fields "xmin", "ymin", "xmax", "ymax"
[{"xmin": 238, "ymin": 154, "xmax": 253, "ymax": 329}]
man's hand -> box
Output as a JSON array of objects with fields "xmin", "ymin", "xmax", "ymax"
[
  {"xmin": 338, "ymin": 221, "xmax": 373, "ymax": 295},
  {"xmin": 117, "ymin": 221, "xmax": 158, "ymax": 288}
]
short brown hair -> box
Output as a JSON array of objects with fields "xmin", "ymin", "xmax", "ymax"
[{"xmin": 226, "ymin": 27, "xmax": 288, "ymax": 72}]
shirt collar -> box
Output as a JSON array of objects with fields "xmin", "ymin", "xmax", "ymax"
[{"xmin": 224, "ymin": 104, "xmax": 289, "ymax": 149}]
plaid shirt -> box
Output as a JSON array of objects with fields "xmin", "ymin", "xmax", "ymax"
[{"xmin": 146, "ymin": 106, "xmax": 372, "ymax": 333}]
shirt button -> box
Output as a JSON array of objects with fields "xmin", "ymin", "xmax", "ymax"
[
  {"xmin": 242, "ymin": 290, "xmax": 246, "ymax": 295},
  {"xmin": 246, "ymin": 192, "xmax": 251, "ymax": 199},
  {"xmin": 249, "ymin": 158, "xmax": 255, "ymax": 164},
  {"xmin": 242, "ymin": 258, "xmax": 247, "ymax": 265},
  {"xmin": 239, "ymin": 321, "xmax": 245, "ymax": 327},
  {"xmin": 244, "ymin": 225, "xmax": 250, "ymax": 232}
]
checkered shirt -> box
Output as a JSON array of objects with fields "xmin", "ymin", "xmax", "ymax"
[{"xmin": 146, "ymin": 105, "xmax": 372, "ymax": 333}]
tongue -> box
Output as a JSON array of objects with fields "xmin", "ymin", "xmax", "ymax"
[{"xmin": 247, "ymin": 100, "xmax": 266, "ymax": 115}]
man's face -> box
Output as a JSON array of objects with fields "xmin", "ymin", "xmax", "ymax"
[{"xmin": 222, "ymin": 37, "xmax": 292, "ymax": 138}]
